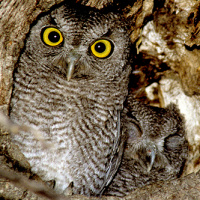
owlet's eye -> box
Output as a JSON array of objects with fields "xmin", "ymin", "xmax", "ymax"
[
  {"xmin": 41, "ymin": 27, "xmax": 63, "ymax": 46},
  {"xmin": 90, "ymin": 39, "xmax": 114, "ymax": 58}
]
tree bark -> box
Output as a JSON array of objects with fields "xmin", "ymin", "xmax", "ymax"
[{"xmin": 1, "ymin": 0, "xmax": 200, "ymax": 199}]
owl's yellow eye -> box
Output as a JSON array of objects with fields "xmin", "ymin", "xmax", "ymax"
[
  {"xmin": 41, "ymin": 27, "xmax": 63, "ymax": 46},
  {"xmin": 90, "ymin": 39, "xmax": 113, "ymax": 58}
]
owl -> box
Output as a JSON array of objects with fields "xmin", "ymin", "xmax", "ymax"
[
  {"xmin": 9, "ymin": 2, "xmax": 132, "ymax": 196},
  {"xmin": 104, "ymin": 94, "xmax": 188, "ymax": 196}
]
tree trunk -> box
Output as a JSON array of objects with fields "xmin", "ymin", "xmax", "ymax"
[{"xmin": 0, "ymin": 0, "xmax": 200, "ymax": 199}]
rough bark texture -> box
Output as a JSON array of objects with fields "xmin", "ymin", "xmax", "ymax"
[{"xmin": 1, "ymin": 0, "xmax": 200, "ymax": 199}]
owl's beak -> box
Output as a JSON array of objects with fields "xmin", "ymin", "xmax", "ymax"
[
  {"xmin": 147, "ymin": 143, "xmax": 156, "ymax": 172},
  {"xmin": 66, "ymin": 53, "xmax": 80, "ymax": 81}
]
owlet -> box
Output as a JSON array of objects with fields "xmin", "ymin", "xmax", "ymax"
[{"xmin": 105, "ymin": 94, "xmax": 188, "ymax": 196}]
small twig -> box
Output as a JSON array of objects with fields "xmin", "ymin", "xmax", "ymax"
[
  {"xmin": 0, "ymin": 166, "xmax": 69, "ymax": 200},
  {"xmin": 0, "ymin": 112, "xmax": 53, "ymax": 149}
]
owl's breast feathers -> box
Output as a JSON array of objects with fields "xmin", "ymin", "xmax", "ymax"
[{"xmin": 10, "ymin": 58, "xmax": 129, "ymax": 195}]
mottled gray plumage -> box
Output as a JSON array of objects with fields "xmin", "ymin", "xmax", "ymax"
[
  {"xmin": 105, "ymin": 94, "xmax": 188, "ymax": 196},
  {"xmin": 9, "ymin": 2, "xmax": 131, "ymax": 196}
]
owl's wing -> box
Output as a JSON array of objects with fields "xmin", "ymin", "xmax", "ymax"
[{"xmin": 99, "ymin": 110, "xmax": 126, "ymax": 195}]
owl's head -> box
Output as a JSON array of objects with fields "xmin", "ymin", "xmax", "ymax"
[{"xmin": 23, "ymin": 3, "xmax": 132, "ymax": 83}]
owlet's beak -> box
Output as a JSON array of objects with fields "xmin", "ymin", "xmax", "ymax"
[
  {"xmin": 66, "ymin": 53, "xmax": 80, "ymax": 81},
  {"xmin": 147, "ymin": 143, "xmax": 156, "ymax": 172}
]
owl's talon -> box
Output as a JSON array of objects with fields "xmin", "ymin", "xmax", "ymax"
[
  {"xmin": 64, "ymin": 182, "xmax": 73, "ymax": 196},
  {"xmin": 45, "ymin": 179, "xmax": 56, "ymax": 189}
]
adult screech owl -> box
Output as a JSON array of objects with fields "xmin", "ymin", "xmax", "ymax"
[{"xmin": 9, "ymin": 2, "xmax": 132, "ymax": 196}]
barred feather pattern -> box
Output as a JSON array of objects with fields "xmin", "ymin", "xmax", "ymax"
[{"xmin": 9, "ymin": 2, "xmax": 132, "ymax": 196}]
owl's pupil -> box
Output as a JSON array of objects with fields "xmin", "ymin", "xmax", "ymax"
[
  {"xmin": 48, "ymin": 31, "xmax": 60, "ymax": 43},
  {"xmin": 95, "ymin": 42, "xmax": 106, "ymax": 53}
]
